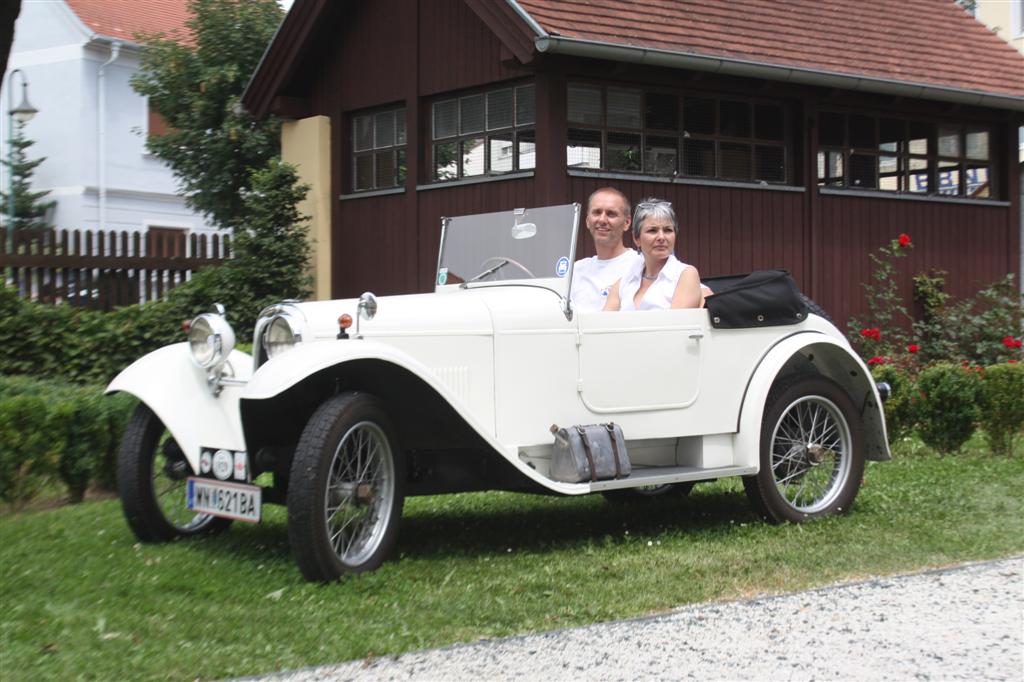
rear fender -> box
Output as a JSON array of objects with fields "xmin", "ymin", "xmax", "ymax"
[
  {"xmin": 734, "ymin": 333, "xmax": 891, "ymax": 471},
  {"xmin": 105, "ymin": 343, "xmax": 253, "ymax": 472}
]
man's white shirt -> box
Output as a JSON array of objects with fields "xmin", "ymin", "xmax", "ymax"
[{"xmin": 569, "ymin": 250, "xmax": 642, "ymax": 313}]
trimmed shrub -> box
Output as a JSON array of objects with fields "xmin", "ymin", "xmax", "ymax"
[
  {"xmin": 0, "ymin": 377, "xmax": 137, "ymax": 503},
  {"xmin": 915, "ymin": 363, "xmax": 981, "ymax": 455},
  {"xmin": 871, "ymin": 364, "xmax": 916, "ymax": 441},
  {"xmin": 97, "ymin": 392, "xmax": 138, "ymax": 490},
  {"xmin": 977, "ymin": 363, "xmax": 1024, "ymax": 456},
  {"xmin": 51, "ymin": 396, "xmax": 110, "ymax": 502},
  {"xmin": 0, "ymin": 394, "xmax": 59, "ymax": 510}
]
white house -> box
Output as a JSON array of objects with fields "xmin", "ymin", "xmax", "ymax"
[{"xmin": 2, "ymin": 0, "xmax": 218, "ymax": 252}]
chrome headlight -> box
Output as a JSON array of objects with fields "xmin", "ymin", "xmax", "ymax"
[
  {"xmin": 188, "ymin": 312, "xmax": 235, "ymax": 370},
  {"xmin": 263, "ymin": 313, "xmax": 304, "ymax": 358}
]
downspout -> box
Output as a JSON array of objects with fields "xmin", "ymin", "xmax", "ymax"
[{"xmin": 97, "ymin": 41, "xmax": 121, "ymax": 233}]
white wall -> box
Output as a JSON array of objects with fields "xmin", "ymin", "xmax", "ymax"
[{"xmin": 1, "ymin": 1, "xmax": 218, "ymax": 239}]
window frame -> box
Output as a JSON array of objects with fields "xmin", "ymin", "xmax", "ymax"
[
  {"xmin": 565, "ymin": 82, "xmax": 792, "ymax": 185},
  {"xmin": 816, "ymin": 110, "xmax": 997, "ymax": 200},
  {"xmin": 428, "ymin": 82, "xmax": 536, "ymax": 184},
  {"xmin": 350, "ymin": 105, "xmax": 407, "ymax": 193}
]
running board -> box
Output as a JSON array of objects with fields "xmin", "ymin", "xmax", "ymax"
[{"xmin": 585, "ymin": 465, "xmax": 757, "ymax": 492}]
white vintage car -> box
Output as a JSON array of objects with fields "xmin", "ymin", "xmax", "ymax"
[{"xmin": 108, "ymin": 203, "xmax": 890, "ymax": 581}]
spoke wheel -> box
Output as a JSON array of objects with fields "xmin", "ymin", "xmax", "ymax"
[
  {"xmin": 743, "ymin": 376, "xmax": 864, "ymax": 523},
  {"xmin": 118, "ymin": 404, "xmax": 231, "ymax": 542},
  {"xmin": 288, "ymin": 393, "xmax": 405, "ymax": 581}
]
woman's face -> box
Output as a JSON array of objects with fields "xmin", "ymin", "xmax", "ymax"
[{"xmin": 636, "ymin": 217, "xmax": 675, "ymax": 260}]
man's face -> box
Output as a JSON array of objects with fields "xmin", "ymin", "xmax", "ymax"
[{"xmin": 585, "ymin": 191, "xmax": 631, "ymax": 252}]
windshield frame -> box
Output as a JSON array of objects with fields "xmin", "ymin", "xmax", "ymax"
[{"xmin": 434, "ymin": 203, "xmax": 581, "ymax": 314}]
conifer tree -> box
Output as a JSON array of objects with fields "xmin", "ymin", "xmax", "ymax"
[{"xmin": 1, "ymin": 121, "xmax": 55, "ymax": 230}]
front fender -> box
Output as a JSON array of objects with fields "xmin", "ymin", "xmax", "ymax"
[
  {"xmin": 106, "ymin": 343, "xmax": 253, "ymax": 472},
  {"xmin": 734, "ymin": 333, "xmax": 891, "ymax": 471},
  {"xmin": 243, "ymin": 339, "xmax": 492, "ymax": 436}
]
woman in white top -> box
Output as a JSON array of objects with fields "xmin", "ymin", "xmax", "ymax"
[{"xmin": 603, "ymin": 198, "xmax": 703, "ymax": 311}]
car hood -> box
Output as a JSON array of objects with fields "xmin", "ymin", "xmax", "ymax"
[{"xmin": 286, "ymin": 286, "xmax": 560, "ymax": 341}]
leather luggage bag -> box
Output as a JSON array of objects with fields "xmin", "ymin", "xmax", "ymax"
[{"xmin": 549, "ymin": 423, "xmax": 631, "ymax": 483}]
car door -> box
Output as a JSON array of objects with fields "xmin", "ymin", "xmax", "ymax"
[{"xmin": 577, "ymin": 308, "xmax": 707, "ymax": 414}]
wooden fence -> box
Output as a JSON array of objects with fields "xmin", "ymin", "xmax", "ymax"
[{"xmin": 0, "ymin": 227, "xmax": 230, "ymax": 311}]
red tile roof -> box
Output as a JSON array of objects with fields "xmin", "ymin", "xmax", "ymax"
[
  {"xmin": 65, "ymin": 0, "xmax": 192, "ymax": 43},
  {"xmin": 514, "ymin": 0, "xmax": 1024, "ymax": 100}
]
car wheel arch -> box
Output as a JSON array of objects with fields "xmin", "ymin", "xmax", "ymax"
[
  {"xmin": 734, "ymin": 335, "xmax": 890, "ymax": 471},
  {"xmin": 240, "ymin": 358, "xmax": 505, "ymax": 485}
]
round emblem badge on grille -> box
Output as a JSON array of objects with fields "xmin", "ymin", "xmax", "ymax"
[
  {"xmin": 199, "ymin": 450, "xmax": 212, "ymax": 474},
  {"xmin": 212, "ymin": 449, "xmax": 233, "ymax": 480}
]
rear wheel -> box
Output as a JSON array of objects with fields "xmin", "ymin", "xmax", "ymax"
[
  {"xmin": 117, "ymin": 404, "xmax": 232, "ymax": 542},
  {"xmin": 743, "ymin": 376, "xmax": 864, "ymax": 523},
  {"xmin": 287, "ymin": 393, "xmax": 405, "ymax": 581}
]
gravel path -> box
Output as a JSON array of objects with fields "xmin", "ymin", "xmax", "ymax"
[{"xmin": 256, "ymin": 556, "xmax": 1023, "ymax": 681}]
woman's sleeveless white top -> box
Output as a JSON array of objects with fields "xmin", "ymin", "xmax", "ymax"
[{"xmin": 619, "ymin": 254, "xmax": 691, "ymax": 311}]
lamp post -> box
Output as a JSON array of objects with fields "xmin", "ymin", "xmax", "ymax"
[{"xmin": 6, "ymin": 68, "xmax": 39, "ymax": 260}]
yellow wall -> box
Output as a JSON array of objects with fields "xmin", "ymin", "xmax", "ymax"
[
  {"xmin": 281, "ymin": 116, "xmax": 332, "ymax": 301},
  {"xmin": 975, "ymin": 0, "xmax": 1024, "ymax": 54}
]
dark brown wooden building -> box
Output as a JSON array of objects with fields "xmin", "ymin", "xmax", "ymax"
[{"xmin": 243, "ymin": 0, "xmax": 1024, "ymax": 324}]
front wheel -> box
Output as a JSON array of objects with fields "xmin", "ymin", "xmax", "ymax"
[
  {"xmin": 743, "ymin": 376, "xmax": 864, "ymax": 523},
  {"xmin": 117, "ymin": 404, "xmax": 232, "ymax": 542},
  {"xmin": 287, "ymin": 392, "xmax": 405, "ymax": 581}
]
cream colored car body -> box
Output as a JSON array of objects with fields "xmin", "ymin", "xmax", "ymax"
[{"xmin": 108, "ymin": 278, "xmax": 890, "ymax": 497}]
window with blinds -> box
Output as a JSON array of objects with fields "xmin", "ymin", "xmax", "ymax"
[{"xmin": 431, "ymin": 84, "xmax": 535, "ymax": 182}]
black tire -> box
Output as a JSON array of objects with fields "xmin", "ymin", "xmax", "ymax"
[
  {"xmin": 117, "ymin": 404, "xmax": 232, "ymax": 542},
  {"xmin": 601, "ymin": 482, "xmax": 694, "ymax": 504},
  {"xmin": 287, "ymin": 392, "xmax": 405, "ymax": 582},
  {"xmin": 743, "ymin": 376, "xmax": 864, "ymax": 523}
]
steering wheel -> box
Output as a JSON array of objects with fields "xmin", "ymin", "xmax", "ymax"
[{"xmin": 475, "ymin": 256, "xmax": 535, "ymax": 280}]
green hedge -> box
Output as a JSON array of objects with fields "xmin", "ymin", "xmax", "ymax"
[
  {"xmin": 873, "ymin": 361, "xmax": 1023, "ymax": 456},
  {"xmin": 0, "ymin": 376, "xmax": 136, "ymax": 509},
  {"xmin": 978, "ymin": 363, "xmax": 1024, "ymax": 456}
]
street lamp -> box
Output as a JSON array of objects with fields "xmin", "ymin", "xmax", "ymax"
[{"xmin": 6, "ymin": 68, "xmax": 39, "ymax": 259}]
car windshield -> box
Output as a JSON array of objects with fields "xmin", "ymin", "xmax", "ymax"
[{"xmin": 436, "ymin": 203, "xmax": 580, "ymax": 295}]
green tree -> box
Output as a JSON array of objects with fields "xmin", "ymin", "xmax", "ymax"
[
  {"xmin": 130, "ymin": 0, "xmax": 284, "ymax": 229},
  {"xmin": 1, "ymin": 122, "xmax": 56, "ymax": 230},
  {"xmin": 165, "ymin": 157, "xmax": 311, "ymax": 337}
]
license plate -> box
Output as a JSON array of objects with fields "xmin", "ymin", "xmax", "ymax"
[{"xmin": 187, "ymin": 477, "xmax": 261, "ymax": 523}]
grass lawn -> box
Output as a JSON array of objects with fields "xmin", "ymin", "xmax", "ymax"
[{"xmin": 2, "ymin": 441, "xmax": 1022, "ymax": 680}]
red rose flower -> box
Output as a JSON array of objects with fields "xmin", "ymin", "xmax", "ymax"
[
  {"xmin": 860, "ymin": 328, "xmax": 881, "ymax": 342},
  {"xmin": 1009, "ymin": 360, "xmax": 1019, "ymax": 365},
  {"xmin": 898, "ymin": 233, "xmax": 912, "ymax": 248},
  {"xmin": 867, "ymin": 356, "xmax": 886, "ymax": 366},
  {"xmin": 907, "ymin": 344, "xmax": 920, "ymax": 354},
  {"xmin": 1002, "ymin": 336, "xmax": 1022, "ymax": 349}
]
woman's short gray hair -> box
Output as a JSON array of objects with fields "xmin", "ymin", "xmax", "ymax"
[{"xmin": 631, "ymin": 198, "xmax": 676, "ymax": 239}]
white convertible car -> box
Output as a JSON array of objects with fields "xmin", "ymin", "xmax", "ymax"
[{"xmin": 108, "ymin": 203, "xmax": 890, "ymax": 581}]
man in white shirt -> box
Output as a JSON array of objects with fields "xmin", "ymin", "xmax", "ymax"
[{"xmin": 569, "ymin": 187, "xmax": 642, "ymax": 312}]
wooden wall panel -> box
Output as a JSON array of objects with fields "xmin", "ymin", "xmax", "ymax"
[
  {"xmin": 566, "ymin": 177, "xmax": 809, "ymax": 289},
  {"xmin": 334, "ymin": 0, "xmax": 417, "ymax": 112},
  {"xmin": 334, "ymin": 195, "xmax": 418, "ymax": 297},
  {"xmin": 417, "ymin": 0, "xmax": 525, "ymax": 97},
  {"xmin": 817, "ymin": 195, "xmax": 1011, "ymax": 324}
]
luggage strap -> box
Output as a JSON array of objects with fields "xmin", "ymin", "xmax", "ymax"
[
  {"xmin": 574, "ymin": 425, "xmax": 597, "ymax": 482},
  {"xmin": 605, "ymin": 422, "xmax": 623, "ymax": 479}
]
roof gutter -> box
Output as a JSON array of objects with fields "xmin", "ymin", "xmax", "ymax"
[
  {"xmin": 534, "ymin": 35, "xmax": 1024, "ymax": 112},
  {"xmin": 506, "ymin": 0, "xmax": 548, "ymax": 39}
]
